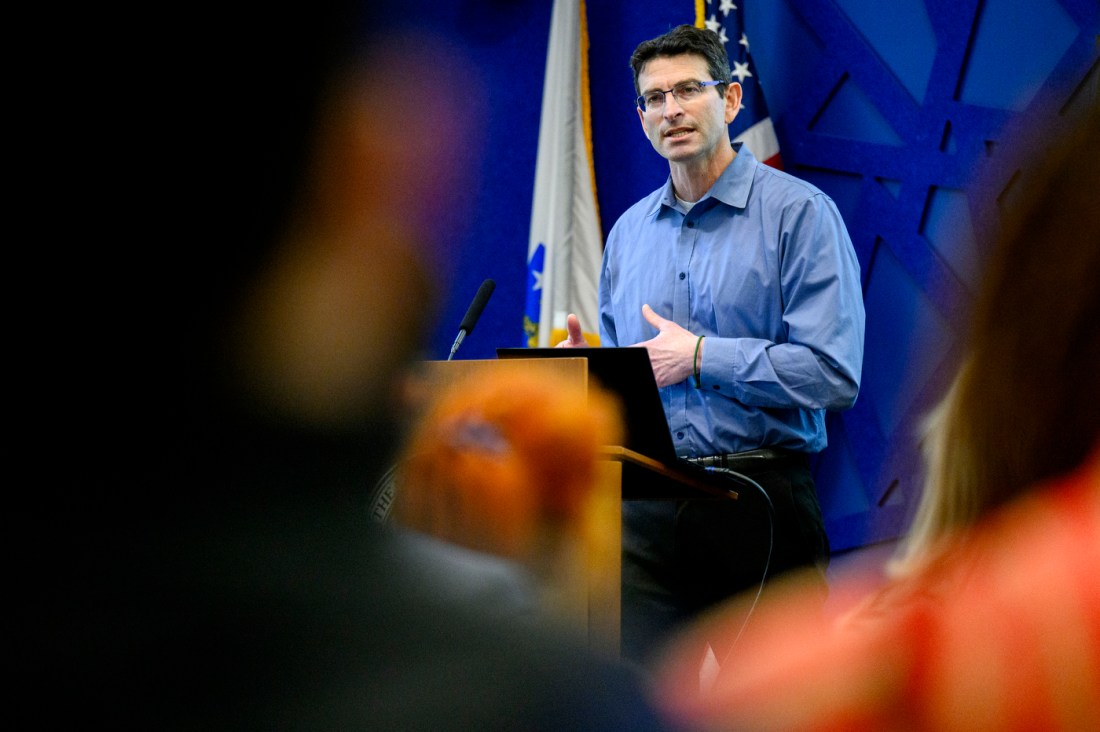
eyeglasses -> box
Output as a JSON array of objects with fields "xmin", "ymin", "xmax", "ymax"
[{"xmin": 636, "ymin": 79, "xmax": 725, "ymax": 111}]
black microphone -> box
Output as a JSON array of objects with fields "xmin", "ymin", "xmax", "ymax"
[{"xmin": 448, "ymin": 278, "xmax": 495, "ymax": 360}]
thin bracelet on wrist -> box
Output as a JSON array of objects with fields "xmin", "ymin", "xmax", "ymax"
[{"xmin": 693, "ymin": 335, "xmax": 704, "ymax": 388}]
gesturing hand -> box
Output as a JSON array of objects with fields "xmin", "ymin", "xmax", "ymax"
[
  {"xmin": 636, "ymin": 304, "xmax": 699, "ymax": 387},
  {"xmin": 554, "ymin": 313, "xmax": 589, "ymax": 348}
]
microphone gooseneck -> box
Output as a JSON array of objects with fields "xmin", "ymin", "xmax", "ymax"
[{"xmin": 448, "ymin": 278, "xmax": 496, "ymax": 360}]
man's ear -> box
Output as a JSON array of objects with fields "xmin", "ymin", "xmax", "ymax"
[{"xmin": 725, "ymin": 82, "xmax": 743, "ymax": 125}]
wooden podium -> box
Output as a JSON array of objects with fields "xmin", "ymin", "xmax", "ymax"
[{"xmin": 408, "ymin": 357, "xmax": 740, "ymax": 656}]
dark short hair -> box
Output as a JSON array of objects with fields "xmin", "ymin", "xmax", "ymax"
[{"xmin": 629, "ymin": 24, "xmax": 732, "ymax": 96}]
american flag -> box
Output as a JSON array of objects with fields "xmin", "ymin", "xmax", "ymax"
[{"xmin": 697, "ymin": 0, "xmax": 783, "ymax": 168}]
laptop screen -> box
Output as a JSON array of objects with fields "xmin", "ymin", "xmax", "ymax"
[{"xmin": 496, "ymin": 347, "xmax": 676, "ymax": 464}]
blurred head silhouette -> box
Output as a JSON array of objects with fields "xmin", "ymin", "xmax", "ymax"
[
  {"xmin": 892, "ymin": 101, "xmax": 1100, "ymax": 575},
  {"xmin": 16, "ymin": 7, "xmax": 683, "ymax": 731},
  {"xmin": 394, "ymin": 368, "xmax": 624, "ymax": 596}
]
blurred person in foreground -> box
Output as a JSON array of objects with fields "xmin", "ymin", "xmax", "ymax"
[
  {"xmin": 12, "ymin": 6, "xmax": 675, "ymax": 730},
  {"xmin": 392, "ymin": 367, "xmax": 624, "ymax": 635},
  {"xmin": 649, "ymin": 103, "xmax": 1100, "ymax": 730},
  {"xmin": 558, "ymin": 23, "xmax": 865, "ymax": 666}
]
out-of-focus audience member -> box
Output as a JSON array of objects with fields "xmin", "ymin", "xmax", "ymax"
[
  {"xmin": 649, "ymin": 103, "xmax": 1100, "ymax": 730},
  {"xmin": 13, "ymin": 6, "xmax": 676, "ymax": 730},
  {"xmin": 393, "ymin": 367, "xmax": 624, "ymax": 625}
]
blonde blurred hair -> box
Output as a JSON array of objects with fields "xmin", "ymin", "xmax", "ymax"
[{"xmin": 890, "ymin": 104, "xmax": 1100, "ymax": 576}]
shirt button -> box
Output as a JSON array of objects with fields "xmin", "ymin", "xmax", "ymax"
[
  {"xmin": 713, "ymin": 385, "xmax": 721, "ymax": 390},
  {"xmin": 679, "ymin": 272, "xmax": 686, "ymax": 280},
  {"xmin": 686, "ymin": 221, "xmax": 695, "ymax": 228},
  {"xmin": 676, "ymin": 431, "xmax": 684, "ymax": 440}
]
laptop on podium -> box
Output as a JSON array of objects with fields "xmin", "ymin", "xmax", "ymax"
[{"xmin": 495, "ymin": 347, "xmax": 739, "ymax": 499}]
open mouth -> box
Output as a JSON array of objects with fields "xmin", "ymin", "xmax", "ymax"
[{"xmin": 664, "ymin": 127, "xmax": 693, "ymax": 139}]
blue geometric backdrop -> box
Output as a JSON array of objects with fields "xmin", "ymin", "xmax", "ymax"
[
  {"xmin": 407, "ymin": 0, "xmax": 1099, "ymax": 553},
  {"xmin": 748, "ymin": 0, "xmax": 1099, "ymax": 550}
]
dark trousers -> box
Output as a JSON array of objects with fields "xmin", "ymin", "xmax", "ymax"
[{"xmin": 620, "ymin": 454, "xmax": 829, "ymax": 665}]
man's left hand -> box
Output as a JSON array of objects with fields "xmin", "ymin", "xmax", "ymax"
[{"xmin": 636, "ymin": 304, "xmax": 699, "ymax": 388}]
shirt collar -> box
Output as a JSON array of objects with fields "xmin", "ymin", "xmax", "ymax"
[{"xmin": 652, "ymin": 141, "xmax": 756, "ymax": 216}]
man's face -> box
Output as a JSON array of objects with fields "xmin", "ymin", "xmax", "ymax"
[{"xmin": 636, "ymin": 54, "xmax": 740, "ymax": 165}]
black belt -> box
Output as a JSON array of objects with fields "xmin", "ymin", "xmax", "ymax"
[{"xmin": 687, "ymin": 448, "xmax": 803, "ymax": 471}]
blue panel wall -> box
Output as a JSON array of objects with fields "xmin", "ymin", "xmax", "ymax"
[{"xmin": 395, "ymin": 0, "xmax": 1099, "ymax": 553}]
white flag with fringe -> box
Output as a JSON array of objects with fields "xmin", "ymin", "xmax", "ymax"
[{"xmin": 524, "ymin": 0, "xmax": 602, "ymax": 347}]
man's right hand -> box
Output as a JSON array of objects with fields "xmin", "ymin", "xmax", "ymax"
[{"xmin": 555, "ymin": 313, "xmax": 589, "ymax": 348}]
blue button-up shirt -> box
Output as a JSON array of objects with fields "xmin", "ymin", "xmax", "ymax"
[{"xmin": 599, "ymin": 144, "xmax": 865, "ymax": 456}]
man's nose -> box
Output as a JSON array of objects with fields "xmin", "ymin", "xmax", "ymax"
[{"xmin": 662, "ymin": 94, "xmax": 685, "ymax": 118}]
